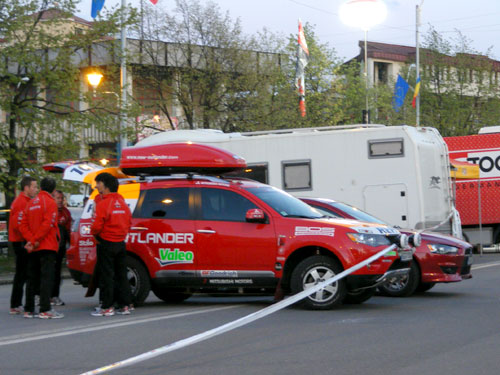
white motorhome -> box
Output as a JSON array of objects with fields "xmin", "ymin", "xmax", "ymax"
[{"xmin": 134, "ymin": 125, "xmax": 460, "ymax": 236}]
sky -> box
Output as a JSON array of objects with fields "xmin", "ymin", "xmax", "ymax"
[{"xmin": 76, "ymin": 0, "xmax": 500, "ymax": 61}]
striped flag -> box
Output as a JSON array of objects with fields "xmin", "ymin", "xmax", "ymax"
[
  {"xmin": 412, "ymin": 76, "xmax": 421, "ymax": 108},
  {"xmin": 295, "ymin": 19, "xmax": 309, "ymax": 117},
  {"xmin": 91, "ymin": 0, "xmax": 105, "ymax": 18}
]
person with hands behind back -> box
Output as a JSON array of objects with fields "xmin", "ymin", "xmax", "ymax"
[
  {"xmin": 90, "ymin": 173, "xmax": 132, "ymax": 317},
  {"xmin": 20, "ymin": 177, "xmax": 64, "ymax": 319}
]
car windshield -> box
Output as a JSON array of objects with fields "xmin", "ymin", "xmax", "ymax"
[
  {"xmin": 246, "ymin": 186, "xmax": 323, "ymax": 219},
  {"xmin": 331, "ymin": 201, "xmax": 387, "ymax": 224}
]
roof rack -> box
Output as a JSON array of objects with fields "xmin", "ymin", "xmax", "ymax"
[
  {"xmin": 240, "ymin": 124, "xmax": 385, "ymax": 137},
  {"xmin": 135, "ymin": 174, "xmax": 230, "ymax": 185}
]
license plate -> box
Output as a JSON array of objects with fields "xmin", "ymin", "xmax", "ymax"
[{"xmin": 399, "ymin": 251, "xmax": 412, "ymax": 262}]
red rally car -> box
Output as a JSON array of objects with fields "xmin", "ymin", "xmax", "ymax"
[
  {"xmin": 66, "ymin": 142, "xmax": 414, "ymax": 310},
  {"xmin": 301, "ymin": 197, "xmax": 473, "ymax": 297}
]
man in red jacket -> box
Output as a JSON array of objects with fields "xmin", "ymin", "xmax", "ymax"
[
  {"xmin": 90, "ymin": 173, "xmax": 132, "ymax": 316},
  {"xmin": 8, "ymin": 176, "xmax": 38, "ymax": 315},
  {"xmin": 20, "ymin": 177, "xmax": 64, "ymax": 319},
  {"xmin": 51, "ymin": 190, "xmax": 72, "ymax": 306}
]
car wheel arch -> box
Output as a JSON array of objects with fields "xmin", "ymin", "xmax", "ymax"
[{"xmin": 281, "ymin": 246, "xmax": 344, "ymax": 291}]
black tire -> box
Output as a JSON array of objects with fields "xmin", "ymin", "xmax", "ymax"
[
  {"xmin": 344, "ymin": 288, "xmax": 375, "ymax": 304},
  {"xmin": 126, "ymin": 256, "xmax": 150, "ymax": 306},
  {"xmin": 290, "ymin": 255, "xmax": 346, "ymax": 310},
  {"xmin": 378, "ymin": 261, "xmax": 420, "ymax": 297},
  {"xmin": 152, "ymin": 287, "xmax": 192, "ymax": 303},
  {"xmin": 416, "ymin": 282, "xmax": 435, "ymax": 293}
]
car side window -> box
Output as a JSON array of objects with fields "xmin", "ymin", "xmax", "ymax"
[
  {"xmin": 200, "ymin": 188, "xmax": 257, "ymax": 222},
  {"xmin": 135, "ymin": 188, "xmax": 190, "ymax": 219}
]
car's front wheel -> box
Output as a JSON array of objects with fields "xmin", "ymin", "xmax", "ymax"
[
  {"xmin": 378, "ymin": 261, "xmax": 419, "ymax": 297},
  {"xmin": 126, "ymin": 256, "xmax": 151, "ymax": 306},
  {"xmin": 290, "ymin": 256, "xmax": 346, "ymax": 310}
]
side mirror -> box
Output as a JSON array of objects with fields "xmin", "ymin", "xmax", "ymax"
[{"xmin": 245, "ymin": 208, "xmax": 267, "ymax": 223}]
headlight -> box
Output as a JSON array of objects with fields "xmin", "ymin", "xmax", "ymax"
[
  {"xmin": 427, "ymin": 244, "xmax": 459, "ymax": 254},
  {"xmin": 347, "ymin": 233, "xmax": 391, "ymax": 247}
]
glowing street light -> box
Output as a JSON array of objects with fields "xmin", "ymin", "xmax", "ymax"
[
  {"xmin": 339, "ymin": 0, "xmax": 387, "ymax": 123},
  {"xmin": 86, "ymin": 72, "xmax": 103, "ymax": 92}
]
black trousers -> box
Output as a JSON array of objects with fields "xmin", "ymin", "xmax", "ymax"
[
  {"xmin": 52, "ymin": 229, "xmax": 68, "ymax": 298},
  {"xmin": 25, "ymin": 250, "xmax": 56, "ymax": 313},
  {"xmin": 96, "ymin": 239, "xmax": 131, "ymax": 309},
  {"xmin": 10, "ymin": 241, "xmax": 28, "ymax": 309}
]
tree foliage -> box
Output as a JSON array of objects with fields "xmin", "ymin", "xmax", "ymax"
[{"xmin": 0, "ymin": 0, "xmax": 134, "ymax": 205}]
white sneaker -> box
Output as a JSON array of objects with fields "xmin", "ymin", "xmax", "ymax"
[{"xmin": 50, "ymin": 297, "xmax": 65, "ymax": 306}]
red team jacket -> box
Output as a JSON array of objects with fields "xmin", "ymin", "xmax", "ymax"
[
  {"xmin": 58, "ymin": 206, "xmax": 72, "ymax": 233},
  {"xmin": 8, "ymin": 193, "xmax": 31, "ymax": 242},
  {"xmin": 90, "ymin": 192, "xmax": 131, "ymax": 242},
  {"xmin": 19, "ymin": 191, "xmax": 60, "ymax": 252}
]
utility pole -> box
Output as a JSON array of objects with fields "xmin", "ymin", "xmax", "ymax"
[
  {"xmin": 415, "ymin": 1, "xmax": 424, "ymax": 127},
  {"xmin": 119, "ymin": 0, "xmax": 128, "ymax": 162}
]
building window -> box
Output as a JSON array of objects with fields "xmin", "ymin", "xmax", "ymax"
[
  {"xmin": 368, "ymin": 138, "xmax": 404, "ymax": 158},
  {"xmin": 282, "ymin": 160, "xmax": 312, "ymax": 191},
  {"xmin": 374, "ymin": 62, "xmax": 389, "ymax": 84}
]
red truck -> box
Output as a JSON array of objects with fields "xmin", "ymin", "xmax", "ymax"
[{"xmin": 445, "ymin": 127, "xmax": 500, "ymax": 247}]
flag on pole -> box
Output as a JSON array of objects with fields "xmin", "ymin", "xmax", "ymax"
[
  {"xmin": 392, "ymin": 74, "xmax": 409, "ymax": 112},
  {"xmin": 91, "ymin": 0, "xmax": 105, "ymax": 18},
  {"xmin": 412, "ymin": 76, "xmax": 421, "ymax": 108},
  {"xmin": 295, "ymin": 19, "xmax": 309, "ymax": 117}
]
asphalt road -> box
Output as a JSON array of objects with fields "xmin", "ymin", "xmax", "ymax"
[{"xmin": 1, "ymin": 254, "xmax": 500, "ymax": 375}]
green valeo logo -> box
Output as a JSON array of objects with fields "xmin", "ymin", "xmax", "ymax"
[{"xmin": 156, "ymin": 248, "xmax": 194, "ymax": 266}]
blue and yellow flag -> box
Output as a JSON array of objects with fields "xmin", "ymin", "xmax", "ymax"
[{"xmin": 91, "ymin": 0, "xmax": 105, "ymax": 19}]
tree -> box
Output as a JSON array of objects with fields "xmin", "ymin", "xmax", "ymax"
[{"xmin": 0, "ymin": 0, "xmax": 135, "ymax": 205}]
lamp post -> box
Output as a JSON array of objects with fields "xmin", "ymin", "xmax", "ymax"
[
  {"xmin": 87, "ymin": 72, "xmax": 124, "ymax": 163},
  {"xmin": 339, "ymin": 0, "xmax": 387, "ymax": 124}
]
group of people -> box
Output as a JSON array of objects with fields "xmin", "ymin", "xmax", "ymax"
[{"xmin": 8, "ymin": 172, "xmax": 133, "ymax": 319}]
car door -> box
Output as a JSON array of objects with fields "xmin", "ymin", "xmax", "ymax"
[
  {"xmin": 128, "ymin": 186, "xmax": 197, "ymax": 280},
  {"xmin": 194, "ymin": 187, "xmax": 277, "ymax": 275}
]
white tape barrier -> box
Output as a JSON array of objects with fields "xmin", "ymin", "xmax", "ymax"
[{"xmin": 80, "ymin": 244, "xmax": 397, "ymax": 375}]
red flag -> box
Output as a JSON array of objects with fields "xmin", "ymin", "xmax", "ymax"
[
  {"xmin": 149, "ymin": 0, "xmax": 158, "ymax": 4},
  {"xmin": 295, "ymin": 19, "xmax": 309, "ymax": 117}
]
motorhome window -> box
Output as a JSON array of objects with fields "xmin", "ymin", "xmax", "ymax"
[
  {"xmin": 282, "ymin": 160, "xmax": 312, "ymax": 191},
  {"xmin": 226, "ymin": 163, "xmax": 268, "ymax": 183},
  {"xmin": 246, "ymin": 186, "xmax": 322, "ymax": 219},
  {"xmin": 368, "ymin": 139, "xmax": 404, "ymax": 158},
  {"xmin": 200, "ymin": 188, "xmax": 257, "ymax": 222},
  {"xmin": 135, "ymin": 188, "xmax": 190, "ymax": 219}
]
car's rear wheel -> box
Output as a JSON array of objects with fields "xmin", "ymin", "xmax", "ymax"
[
  {"xmin": 378, "ymin": 261, "xmax": 419, "ymax": 297},
  {"xmin": 126, "ymin": 256, "xmax": 150, "ymax": 306},
  {"xmin": 152, "ymin": 287, "xmax": 192, "ymax": 303},
  {"xmin": 344, "ymin": 288, "xmax": 375, "ymax": 304},
  {"xmin": 416, "ymin": 282, "xmax": 435, "ymax": 293},
  {"xmin": 290, "ymin": 256, "xmax": 346, "ymax": 310}
]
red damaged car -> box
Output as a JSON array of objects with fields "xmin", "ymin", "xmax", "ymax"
[{"xmin": 301, "ymin": 198, "xmax": 473, "ymax": 297}]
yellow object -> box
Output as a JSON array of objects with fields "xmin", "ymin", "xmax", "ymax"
[
  {"xmin": 83, "ymin": 167, "xmax": 131, "ymax": 188},
  {"xmin": 450, "ymin": 159, "xmax": 480, "ymax": 180}
]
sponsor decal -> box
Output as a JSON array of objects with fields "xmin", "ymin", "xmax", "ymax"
[
  {"xmin": 126, "ymin": 155, "xmax": 179, "ymax": 160},
  {"xmin": 200, "ymin": 270, "xmax": 238, "ymax": 277},
  {"xmin": 466, "ymin": 151, "xmax": 500, "ymax": 178},
  {"xmin": 352, "ymin": 226, "xmax": 399, "ymax": 235},
  {"xmin": 79, "ymin": 224, "xmax": 91, "ymax": 237},
  {"xmin": 155, "ymin": 248, "xmax": 194, "ymax": 266},
  {"xmin": 127, "ymin": 232, "xmax": 194, "ymax": 244},
  {"xmin": 79, "ymin": 239, "xmax": 94, "ymax": 247},
  {"xmin": 429, "ymin": 176, "xmax": 441, "ymax": 189},
  {"xmin": 208, "ymin": 279, "xmax": 253, "ymax": 285},
  {"xmin": 295, "ymin": 226, "xmax": 335, "ymax": 237}
]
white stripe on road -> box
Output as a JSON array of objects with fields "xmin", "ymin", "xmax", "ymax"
[
  {"xmin": 0, "ymin": 305, "xmax": 238, "ymax": 347},
  {"xmin": 472, "ymin": 261, "xmax": 500, "ymax": 271}
]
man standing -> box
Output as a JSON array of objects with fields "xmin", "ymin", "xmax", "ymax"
[
  {"xmin": 20, "ymin": 177, "xmax": 63, "ymax": 319},
  {"xmin": 51, "ymin": 190, "xmax": 72, "ymax": 306},
  {"xmin": 90, "ymin": 173, "xmax": 132, "ymax": 316},
  {"xmin": 8, "ymin": 176, "xmax": 38, "ymax": 315}
]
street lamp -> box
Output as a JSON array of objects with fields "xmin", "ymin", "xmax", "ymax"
[
  {"xmin": 339, "ymin": 0, "xmax": 387, "ymax": 123},
  {"xmin": 86, "ymin": 72, "xmax": 126, "ymax": 163}
]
